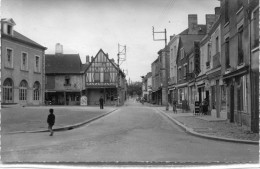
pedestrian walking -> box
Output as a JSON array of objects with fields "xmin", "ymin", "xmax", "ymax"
[
  {"xmin": 47, "ymin": 108, "xmax": 55, "ymax": 136},
  {"xmin": 99, "ymin": 96, "xmax": 104, "ymax": 109}
]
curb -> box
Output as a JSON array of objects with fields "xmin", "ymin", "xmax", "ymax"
[
  {"xmin": 157, "ymin": 108, "xmax": 258, "ymax": 145},
  {"xmin": 5, "ymin": 108, "xmax": 118, "ymax": 134}
]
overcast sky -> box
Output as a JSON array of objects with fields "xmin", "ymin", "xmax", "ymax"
[{"xmin": 2, "ymin": 0, "xmax": 220, "ymax": 82}]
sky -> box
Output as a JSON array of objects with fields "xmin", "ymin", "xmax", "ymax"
[{"xmin": 2, "ymin": 0, "xmax": 220, "ymax": 82}]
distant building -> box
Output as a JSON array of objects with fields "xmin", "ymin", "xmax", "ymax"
[
  {"xmin": 151, "ymin": 58, "xmax": 161, "ymax": 105},
  {"xmin": 45, "ymin": 43, "xmax": 85, "ymax": 105},
  {"xmin": 174, "ymin": 14, "xmax": 207, "ymax": 109},
  {"xmin": 151, "ymin": 47, "xmax": 170, "ymax": 106},
  {"xmin": 141, "ymin": 72, "xmax": 152, "ymax": 102},
  {"xmin": 83, "ymin": 49, "xmax": 127, "ymax": 106},
  {"xmin": 1, "ymin": 18, "xmax": 47, "ymax": 105},
  {"xmin": 196, "ymin": 9, "xmax": 221, "ymax": 117}
]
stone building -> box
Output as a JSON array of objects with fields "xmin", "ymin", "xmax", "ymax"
[
  {"xmin": 220, "ymin": 0, "xmax": 259, "ymax": 132},
  {"xmin": 151, "ymin": 47, "xmax": 169, "ymax": 106},
  {"xmin": 174, "ymin": 14, "xmax": 207, "ymax": 109},
  {"xmin": 1, "ymin": 18, "xmax": 47, "ymax": 105},
  {"xmin": 45, "ymin": 43, "xmax": 85, "ymax": 105},
  {"xmin": 195, "ymin": 8, "xmax": 222, "ymax": 117},
  {"xmin": 141, "ymin": 72, "xmax": 152, "ymax": 102}
]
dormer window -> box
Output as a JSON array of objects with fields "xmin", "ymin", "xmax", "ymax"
[
  {"xmin": 2, "ymin": 18, "xmax": 16, "ymax": 35},
  {"xmin": 7, "ymin": 25, "xmax": 12, "ymax": 35}
]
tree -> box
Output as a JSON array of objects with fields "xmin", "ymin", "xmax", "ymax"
[{"xmin": 127, "ymin": 82, "xmax": 142, "ymax": 97}]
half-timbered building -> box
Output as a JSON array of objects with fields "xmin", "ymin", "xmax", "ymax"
[{"xmin": 83, "ymin": 49, "xmax": 126, "ymax": 106}]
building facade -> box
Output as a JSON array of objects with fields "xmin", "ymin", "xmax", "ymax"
[
  {"xmin": 45, "ymin": 44, "xmax": 84, "ymax": 105},
  {"xmin": 1, "ymin": 18, "xmax": 47, "ymax": 106},
  {"xmin": 175, "ymin": 14, "xmax": 207, "ymax": 110},
  {"xmin": 141, "ymin": 72, "xmax": 152, "ymax": 102},
  {"xmin": 151, "ymin": 47, "xmax": 169, "ymax": 106},
  {"xmin": 83, "ymin": 49, "xmax": 127, "ymax": 106},
  {"xmin": 220, "ymin": 0, "xmax": 259, "ymax": 132}
]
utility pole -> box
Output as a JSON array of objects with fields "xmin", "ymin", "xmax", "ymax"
[
  {"xmin": 152, "ymin": 26, "xmax": 169, "ymax": 111},
  {"xmin": 117, "ymin": 44, "xmax": 126, "ymax": 106}
]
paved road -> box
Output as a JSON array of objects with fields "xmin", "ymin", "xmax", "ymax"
[{"xmin": 2, "ymin": 99, "xmax": 258, "ymax": 163}]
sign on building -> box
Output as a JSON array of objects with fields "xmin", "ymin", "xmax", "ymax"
[{"xmin": 194, "ymin": 41, "xmax": 201, "ymax": 76}]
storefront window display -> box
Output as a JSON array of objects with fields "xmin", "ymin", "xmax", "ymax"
[
  {"xmin": 221, "ymin": 85, "xmax": 226, "ymax": 111},
  {"xmin": 178, "ymin": 88, "xmax": 183, "ymax": 104}
]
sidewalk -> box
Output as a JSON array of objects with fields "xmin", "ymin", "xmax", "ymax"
[
  {"xmin": 157, "ymin": 106, "xmax": 259, "ymax": 144},
  {"xmin": 1, "ymin": 105, "xmax": 117, "ymax": 134}
]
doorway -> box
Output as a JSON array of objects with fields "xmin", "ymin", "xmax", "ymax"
[{"xmin": 230, "ymin": 85, "xmax": 234, "ymax": 123}]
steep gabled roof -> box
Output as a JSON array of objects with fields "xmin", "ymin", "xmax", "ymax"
[
  {"xmin": 45, "ymin": 54, "xmax": 82, "ymax": 74},
  {"xmin": 80, "ymin": 63, "xmax": 90, "ymax": 73},
  {"xmin": 85, "ymin": 49, "xmax": 125, "ymax": 77}
]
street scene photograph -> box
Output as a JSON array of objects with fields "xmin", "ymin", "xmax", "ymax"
[{"xmin": 1, "ymin": 0, "xmax": 259, "ymax": 167}]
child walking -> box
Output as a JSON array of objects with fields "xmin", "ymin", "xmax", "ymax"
[{"xmin": 47, "ymin": 108, "xmax": 55, "ymax": 136}]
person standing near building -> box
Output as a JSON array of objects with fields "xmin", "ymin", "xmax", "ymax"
[
  {"xmin": 99, "ymin": 96, "xmax": 104, "ymax": 109},
  {"xmin": 47, "ymin": 109, "xmax": 55, "ymax": 136}
]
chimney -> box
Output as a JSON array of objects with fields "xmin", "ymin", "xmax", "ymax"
[
  {"xmin": 206, "ymin": 14, "xmax": 217, "ymax": 33},
  {"xmin": 86, "ymin": 55, "xmax": 89, "ymax": 63},
  {"xmin": 55, "ymin": 43, "xmax": 63, "ymax": 54},
  {"xmin": 91, "ymin": 56, "xmax": 94, "ymax": 62},
  {"xmin": 188, "ymin": 14, "xmax": 198, "ymax": 34},
  {"xmin": 215, "ymin": 7, "xmax": 220, "ymax": 16}
]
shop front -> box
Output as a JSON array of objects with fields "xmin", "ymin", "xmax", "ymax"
[
  {"xmin": 45, "ymin": 90, "xmax": 81, "ymax": 105},
  {"xmin": 223, "ymin": 66, "xmax": 250, "ymax": 128}
]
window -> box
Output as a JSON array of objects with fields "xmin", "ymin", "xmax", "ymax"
[
  {"xmin": 64, "ymin": 76, "xmax": 70, "ymax": 86},
  {"xmin": 225, "ymin": 0, "xmax": 229, "ymax": 23},
  {"xmin": 94, "ymin": 72, "xmax": 100, "ymax": 82},
  {"xmin": 180, "ymin": 48, "xmax": 184, "ymax": 59},
  {"xmin": 6, "ymin": 48, "xmax": 13, "ymax": 68},
  {"xmin": 189, "ymin": 59, "xmax": 193, "ymax": 73},
  {"xmin": 3, "ymin": 78, "xmax": 13, "ymax": 103},
  {"xmin": 33, "ymin": 82, "xmax": 40, "ymax": 100},
  {"xmin": 7, "ymin": 25, "xmax": 12, "ymax": 35},
  {"xmin": 104, "ymin": 72, "xmax": 110, "ymax": 83},
  {"xmin": 19, "ymin": 80, "xmax": 28, "ymax": 101},
  {"xmin": 252, "ymin": 9, "xmax": 259, "ymax": 48},
  {"xmin": 35, "ymin": 56, "xmax": 40, "ymax": 72},
  {"xmin": 21, "ymin": 52, "xmax": 28, "ymax": 70},
  {"xmin": 221, "ymin": 85, "xmax": 226, "ymax": 111},
  {"xmin": 178, "ymin": 88, "xmax": 183, "ymax": 103},
  {"xmin": 183, "ymin": 65, "xmax": 187, "ymax": 79},
  {"xmin": 238, "ymin": 26, "xmax": 244, "ymax": 64},
  {"xmin": 178, "ymin": 67, "xmax": 181, "ymax": 80},
  {"xmin": 207, "ymin": 43, "xmax": 211, "ymax": 62},
  {"xmin": 237, "ymin": 77, "xmax": 243, "ymax": 111},
  {"xmin": 216, "ymin": 36, "xmax": 219, "ymax": 53},
  {"xmin": 225, "ymin": 37, "xmax": 230, "ymax": 68}
]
